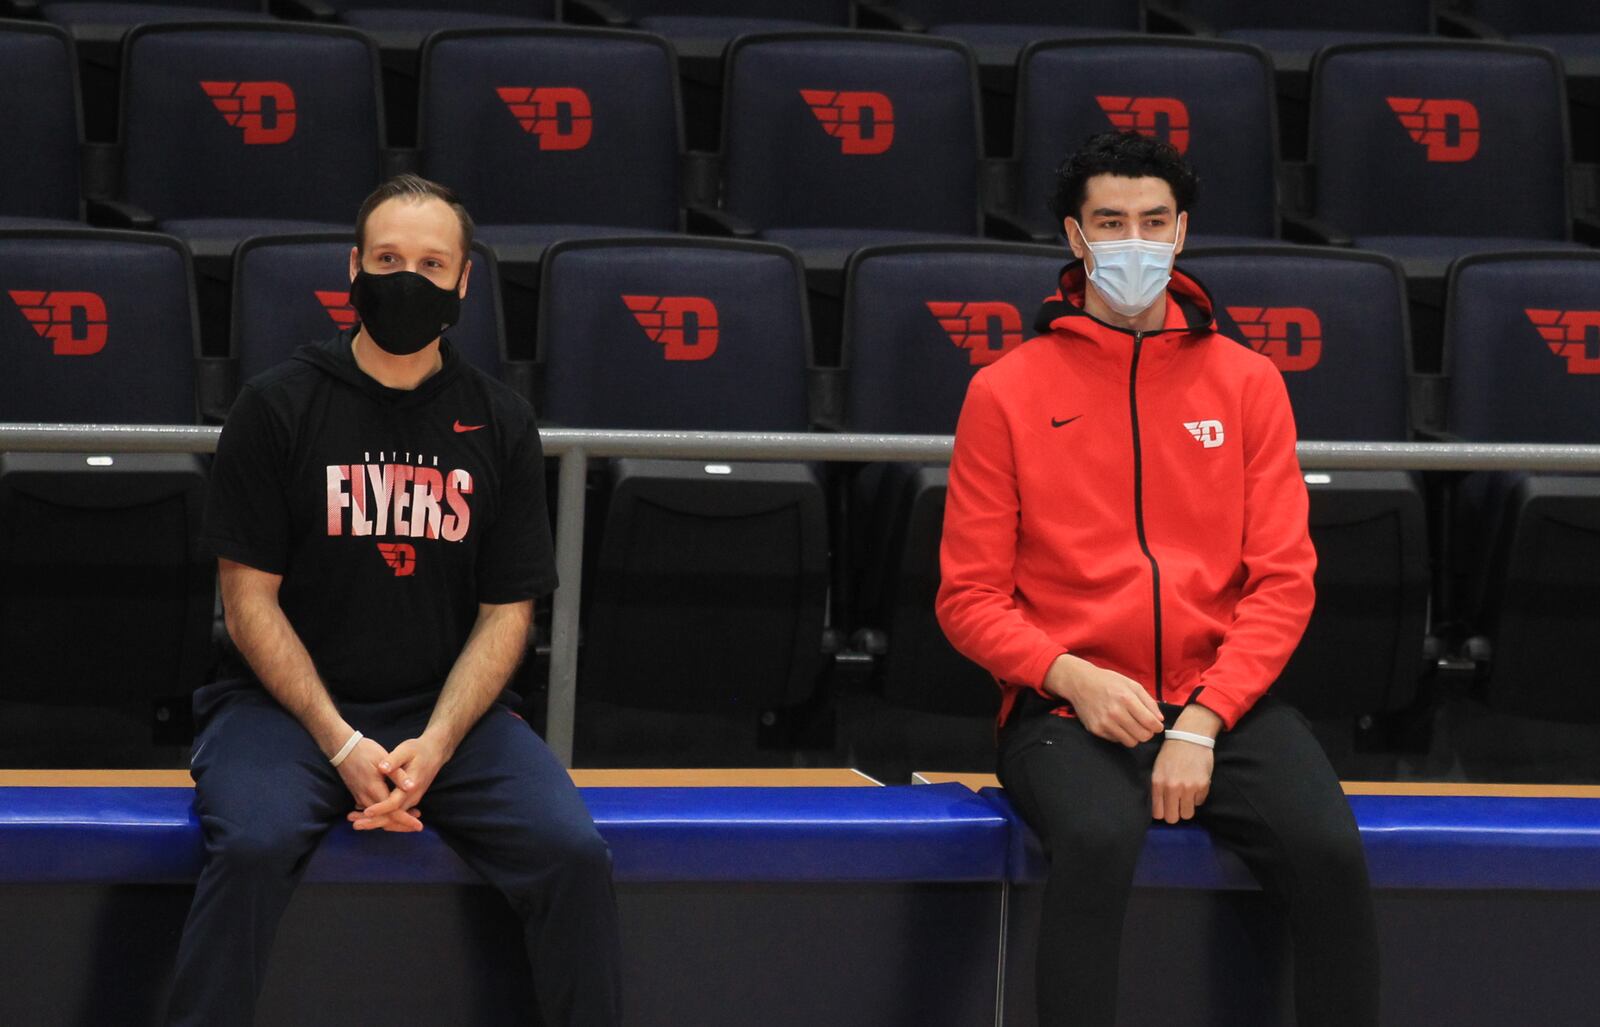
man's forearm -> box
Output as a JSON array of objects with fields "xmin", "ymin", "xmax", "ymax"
[
  {"xmin": 424, "ymin": 602, "xmax": 533, "ymax": 758},
  {"xmin": 227, "ymin": 596, "xmax": 352, "ymax": 757}
]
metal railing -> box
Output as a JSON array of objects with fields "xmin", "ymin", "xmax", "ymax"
[{"xmin": 7, "ymin": 422, "xmax": 1600, "ymax": 765}]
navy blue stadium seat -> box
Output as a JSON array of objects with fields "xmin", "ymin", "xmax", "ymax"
[
  {"xmin": 870, "ymin": 0, "xmax": 1141, "ymax": 66},
  {"xmin": 537, "ymin": 237, "xmax": 827, "ymax": 764},
  {"xmin": 1446, "ymin": 1, "xmax": 1600, "ymax": 76},
  {"xmin": 1183, "ymin": 245, "xmax": 1429, "ymax": 723},
  {"xmin": 230, "ymin": 233, "xmax": 510, "ymax": 398},
  {"xmin": 0, "ymin": 21, "xmax": 81, "ymax": 228},
  {"xmin": 417, "ymin": 28, "xmax": 681, "ymax": 266},
  {"xmin": 1443, "ymin": 250, "xmax": 1600, "ymax": 721},
  {"xmin": 303, "ymin": 0, "xmax": 556, "ymax": 53},
  {"xmin": 1306, "ymin": 41, "xmax": 1585, "ymax": 280},
  {"xmin": 838, "ymin": 241, "xmax": 1061, "ymax": 774},
  {"xmin": 714, "ymin": 32, "xmax": 982, "ymax": 273},
  {"xmin": 1007, "ymin": 37, "xmax": 1280, "ymax": 245},
  {"xmin": 114, "ymin": 22, "xmax": 382, "ymax": 262},
  {"xmin": 1174, "ymin": 0, "xmax": 1435, "ymax": 72},
  {"xmin": 31, "ymin": 1, "xmax": 273, "ymax": 141},
  {"xmin": 0, "ymin": 229, "xmax": 211, "ymax": 764}
]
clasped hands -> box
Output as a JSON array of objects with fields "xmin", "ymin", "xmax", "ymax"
[
  {"xmin": 1042, "ymin": 653, "xmax": 1222, "ymax": 825},
  {"xmin": 331, "ymin": 732, "xmax": 451, "ymax": 833}
]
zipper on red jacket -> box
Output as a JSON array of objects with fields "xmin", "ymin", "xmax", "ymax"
[{"xmin": 1128, "ymin": 331, "xmax": 1166, "ymax": 702}]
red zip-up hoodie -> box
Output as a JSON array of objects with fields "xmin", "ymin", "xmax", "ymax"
[{"xmin": 935, "ymin": 262, "xmax": 1315, "ymax": 730}]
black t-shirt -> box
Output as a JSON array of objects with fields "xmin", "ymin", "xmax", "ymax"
[{"xmin": 202, "ymin": 332, "xmax": 558, "ymax": 703}]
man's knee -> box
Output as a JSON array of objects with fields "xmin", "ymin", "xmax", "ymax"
[
  {"xmin": 1284, "ymin": 814, "xmax": 1369, "ymax": 894},
  {"xmin": 206, "ymin": 822, "xmax": 308, "ymax": 879}
]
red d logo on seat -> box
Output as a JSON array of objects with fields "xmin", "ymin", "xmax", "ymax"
[
  {"xmin": 800, "ymin": 90, "xmax": 895, "ymax": 155},
  {"xmin": 1386, "ymin": 98, "xmax": 1479, "ymax": 162},
  {"xmin": 623, "ymin": 295, "xmax": 720, "ymax": 361},
  {"xmin": 8, "ymin": 290, "xmax": 109, "ymax": 356},
  {"xmin": 201, "ymin": 81, "xmax": 297, "ymax": 145}
]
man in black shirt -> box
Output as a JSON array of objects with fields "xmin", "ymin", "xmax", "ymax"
[{"xmin": 166, "ymin": 175, "xmax": 621, "ymax": 1026}]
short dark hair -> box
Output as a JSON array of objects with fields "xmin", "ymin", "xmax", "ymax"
[
  {"xmin": 354, "ymin": 174, "xmax": 475, "ymax": 259},
  {"xmin": 1049, "ymin": 131, "xmax": 1198, "ymax": 225}
]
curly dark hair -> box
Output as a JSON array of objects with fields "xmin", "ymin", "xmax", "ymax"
[{"xmin": 1049, "ymin": 131, "xmax": 1198, "ymax": 226}]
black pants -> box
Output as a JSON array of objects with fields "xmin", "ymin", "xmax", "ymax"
[
  {"xmin": 165, "ymin": 683, "xmax": 623, "ymax": 1027},
  {"xmin": 998, "ymin": 692, "xmax": 1379, "ymax": 1027}
]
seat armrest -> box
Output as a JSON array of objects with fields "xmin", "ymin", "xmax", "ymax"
[
  {"xmin": 855, "ymin": 2, "xmax": 923, "ymax": 32},
  {"xmin": 1146, "ymin": 3, "xmax": 1212, "ymax": 35},
  {"xmin": 270, "ymin": 0, "xmax": 337, "ymax": 21},
  {"xmin": 686, "ymin": 203, "xmax": 759, "ymax": 239},
  {"xmin": 1436, "ymin": 11, "xmax": 1502, "ymax": 40},
  {"xmin": 681, "ymin": 151, "xmax": 721, "ymax": 210},
  {"xmin": 565, "ymin": 0, "xmax": 631, "ymax": 27},
  {"xmin": 1280, "ymin": 214, "xmax": 1352, "ymax": 247},
  {"xmin": 809, "ymin": 366, "xmax": 845, "ymax": 432},
  {"xmin": 196, "ymin": 357, "xmax": 238, "ymax": 425},
  {"xmin": 502, "ymin": 360, "xmax": 537, "ymax": 404},
  {"xmin": 86, "ymin": 198, "xmax": 157, "ymax": 231},
  {"xmin": 1409, "ymin": 373, "xmax": 1452, "ymax": 438}
]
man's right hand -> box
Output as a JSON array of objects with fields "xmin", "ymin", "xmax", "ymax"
[
  {"xmin": 1042, "ymin": 654, "xmax": 1164, "ymax": 747},
  {"xmin": 331, "ymin": 735, "xmax": 424, "ymax": 832}
]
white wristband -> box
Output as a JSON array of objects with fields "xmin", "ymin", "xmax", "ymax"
[
  {"xmin": 329, "ymin": 730, "xmax": 363, "ymax": 767},
  {"xmin": 1164, "ymin": 729, "xmax": 1216, "ymax": 750}
]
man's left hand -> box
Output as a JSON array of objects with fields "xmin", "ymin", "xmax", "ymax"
[
  {"xmin": 350, "ymin": 732, "xmax": 452, "ymax": 831},
  {"xmin": 1150, "ymin": 704, "xmax": 1223, "ymax": 824}
]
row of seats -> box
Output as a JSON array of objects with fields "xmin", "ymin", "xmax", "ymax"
[
  {"xmin": 4, "ymin": 231, "xmax": 1598, "ymax": 768},
  {"xmin": 2, "ymin": 21, "xmax": 1594, "ymax": 284},
  {"xmin": 12, "ymin": 1, "xmax": 1600, "ymax": 67}
]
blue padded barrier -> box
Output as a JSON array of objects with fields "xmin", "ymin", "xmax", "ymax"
[
  {"xmin": 982, "ymin": 788, "xmax": 1600, "ymax": 891},
  {"xmin": 0, "ymin": 783, "xmax": 1010, "ymax": 886}
]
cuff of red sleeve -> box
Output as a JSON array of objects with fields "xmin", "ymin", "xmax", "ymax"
[
  {"xmin": 1021, "ymin": 645, "xmax": 1069, "ymax": 699},
  {"xmin": 1185, "ymin": 683, "xmax": 1254, "ymax": 731}
]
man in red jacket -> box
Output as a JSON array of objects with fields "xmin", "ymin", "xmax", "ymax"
[{"xmin": 936, "ymin": 132, "xmax": 1378, "ymax": 1025}]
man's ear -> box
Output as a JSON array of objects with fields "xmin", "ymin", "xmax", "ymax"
[
  {"xmin": 457, "ymin": 259, "xmax": 471, "ymax": 300},
  {"xmin": 348, "ymin": 246, "xmax": 360, "ymax": 283},
  {"xmin": 1174, "ymin": 211, "xmax": 1188, "ymax": 257},
  {"xmin": 1064, "ymin": 218, "xmax": 1086, "ymax": 262}
]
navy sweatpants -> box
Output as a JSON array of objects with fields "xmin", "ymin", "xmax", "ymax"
[{"xmin": 165, "ymin": 683, "xmax": 622, "ymax": 1027}]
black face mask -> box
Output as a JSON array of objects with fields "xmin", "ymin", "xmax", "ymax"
[{"xmin": 349, "ymin": 269, "xmax": 462, "ymax": 356}]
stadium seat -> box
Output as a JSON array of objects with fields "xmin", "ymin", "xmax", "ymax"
[
  {"xmin": 1443, "ymin": 1, "xmax": 1600, "ymax": 77},
  {"xmin": 229, "ymin": 233, "xmax": 511, "ymax": 402},
  {"xmin": 708, "ymin": 31, "xmax": 983, "ymax": 275},
  {"xmin": 1183, "ymin": 245, "xmax": 1429, "ymax": 723},
  {"xmin": 109, "ymin": 22, "xmax": 382, "ymax": 263},
  {"xmin": 28, "ymin": 1, "xmax": 272, "ymax": 141},
  {"xmin": 862, "ymin": 0, "xmax": 1142, "ymax": 67},
  {"xmin": 536, "ymin": 237, "xmax": 828, "ymax": 764},
  {"xmin": 0, "ymin": 20, "xmax": 82, "ymax": 228},
  {"xmin": 293, "ymin": 0, "xmax": 555, "ymax": 49},
  {"xmin": 1168, "ymin": 0, "xmax": 1435, "ymax": 73},
  {"xmin": 837, "ymin": 241, "xmax": 1061, "ymax": 775},
  {"xmin": 417, "ymin": 27, "xmax": 682, "ymax": 265},
  {"xmin": 1305, "ymin": 41, "xmax": 1586, "ymax": 281},
  {"xmin": 1442, "ymin": 250, "xmax": 1600, "ymax": 721},
  {"xmin": 576, "ymin": 0, "xmax": 851, "ymax": 56},
  {"xmin": 1001, "ymin": 36, "xmax": 1281, "ymax": 245},
  {"xmin": 0, "ymin": 228, "xmax": 212, "ymax": 765}
]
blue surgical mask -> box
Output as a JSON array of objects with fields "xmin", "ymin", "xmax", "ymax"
[{"xmin": 1074, "ymin": 215, "xmax": 1184, "ymax": 318}]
